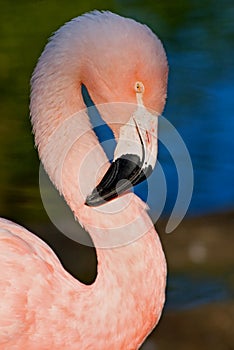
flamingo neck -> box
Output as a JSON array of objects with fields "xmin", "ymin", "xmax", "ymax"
[
  {"xmin": 30, "ymin": 27, "xmax": 167, "ymax": 339},
  {"xmin": 70, "ymin": 195, "xmax": 167, "ymax": 349}
]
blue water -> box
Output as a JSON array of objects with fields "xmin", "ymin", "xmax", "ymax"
[
  {"xmin": 166, "ymin": 274, "xmax": 232, "ymax": 311},
  {"xmin": 161, "ymin": 3, "xmax": 234, "ymax": 215},
  {"xmin": 163, "ymin": 57, "xmax": 234, "ymax": 216}
]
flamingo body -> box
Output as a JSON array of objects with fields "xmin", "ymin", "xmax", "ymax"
[{"xmin": 0, "ymin": 11, "xmax": 168, "ymax": 349}]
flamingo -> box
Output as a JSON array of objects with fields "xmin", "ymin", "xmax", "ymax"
[{"xmin": 0, "ymin": 11, "xmax": 168, "ymax": 350}]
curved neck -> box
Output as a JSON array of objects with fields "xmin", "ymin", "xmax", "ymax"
[
  {"xmin": 30, "ymin": 17, "xmax": 167, "ymax": 348},
  {"xmin": 29, "ymin": 14, "xmax": 166, "ymax": 271}
]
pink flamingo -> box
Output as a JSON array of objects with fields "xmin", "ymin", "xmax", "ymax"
[{"xmin": 0, "ymin": 11, "xmax": 168, "ymax": 349}]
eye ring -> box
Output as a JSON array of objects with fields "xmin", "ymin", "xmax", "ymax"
[{"xmin": 134, "ymin": 81, "xmax": 145, "ymax": 94}]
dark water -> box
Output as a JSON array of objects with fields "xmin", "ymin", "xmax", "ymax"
[
  {"xmin": 166, "ymin": 274, "xmax": 232, "ymax": 311},
  {"xmin": 160, "ymin": 1, "xmax": 234, "ymax": 215},
  {"xmin": 0, "ymin": 2, "xmax": 233, "ymax": 348}
]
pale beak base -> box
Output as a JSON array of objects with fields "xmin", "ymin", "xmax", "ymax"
[{"xmin": 85, "ymin": 103, "xmax": 158, "ymax": 207}]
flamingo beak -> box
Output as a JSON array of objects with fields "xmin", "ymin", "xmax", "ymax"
[{"xmin": 85, "ymin": 104, "xmax": 159, "ymax": 207}]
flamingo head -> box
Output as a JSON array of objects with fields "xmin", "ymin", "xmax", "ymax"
[{"xmin": 83, "ymin": 12, "xmax": 168, "ymax": 206}]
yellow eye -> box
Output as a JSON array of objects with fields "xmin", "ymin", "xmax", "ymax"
[{"xmin": 134, "ymin": 81, "xmax": 144, "ymax": 93}]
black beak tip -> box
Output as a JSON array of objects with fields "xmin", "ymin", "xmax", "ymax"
[
  {"xmin": 85, "ymin": 189, "xmax": 105, "ymax": 207},
  {"xmin": 85, "ymin": 193, "xmax": 97, "ymax": 207},
  {"xmin": 84, "ymin": 196, "xmax": 93, "ymax": 207},
  {"xmin": 84, "ymin": 155, "xmax": 153, "ymax": 207}
]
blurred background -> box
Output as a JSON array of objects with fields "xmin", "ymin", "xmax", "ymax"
[{"xmin": 0, "ymin": 0, "xmax": 233, "ymax": 349}]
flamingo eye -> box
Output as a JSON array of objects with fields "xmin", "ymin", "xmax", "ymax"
[{"xmin": 135, "ymin": 81, "xmax": 144, "ymax": 94}]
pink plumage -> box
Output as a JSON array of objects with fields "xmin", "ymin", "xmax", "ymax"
[{"xmin": 0, "ymin": 11, "xmax": 168, "ymax": 349}]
